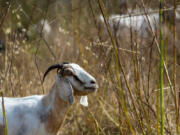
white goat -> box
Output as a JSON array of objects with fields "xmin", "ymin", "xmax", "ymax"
[
  {"xmin": 99, "ymin": 13, "xmax": 158, "ymax": 38},
  {"xmin": 40, "ymin": 20, "xmax": 52, "ymax": 40},
  {"xmin": 0, "ymin": 62, "xmax": 98, "ymax": 135},
  {"xmin": 99, "ymin": 10, "xmax": 180, "ymax": 38}
]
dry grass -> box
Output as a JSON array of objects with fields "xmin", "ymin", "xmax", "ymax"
[{"xmin": 0, "ymin": 0, "xmax": 180, "ymax": 135}]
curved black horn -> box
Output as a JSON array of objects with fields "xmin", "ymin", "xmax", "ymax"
[{"xmin": 43, "ymin": 64, "xmax": 63, "ymax": 82}]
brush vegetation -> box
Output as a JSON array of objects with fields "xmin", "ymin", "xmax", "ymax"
[{"xmin": 0, "ymin": 0, "xmax": 180, "ymax": 135}]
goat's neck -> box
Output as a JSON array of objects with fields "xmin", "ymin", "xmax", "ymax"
[{"xmin": 41, "ymin": 83, "xmax": 70, "ymax": 134}]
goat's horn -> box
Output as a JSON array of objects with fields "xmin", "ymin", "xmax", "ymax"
[{"xmin": 43, "ymin": 64, "xmax": 63, "ymax": 82}]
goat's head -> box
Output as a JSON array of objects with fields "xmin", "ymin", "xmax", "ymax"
[{"xmin": 43, "ymin": 62, "xmax": 98, "ymax": 105}]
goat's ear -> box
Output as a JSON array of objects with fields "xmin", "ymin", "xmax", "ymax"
[{"xmin": 56, "ymin": 77, "xmax": 74, "ymax": 105}]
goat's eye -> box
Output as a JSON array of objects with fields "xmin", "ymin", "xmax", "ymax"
[
  {"xmin": 63, "ymin": 68, "xmax": 74, "ymax": 76},
  {"xmin": 65, "ymin": 70, "xmax": 73, "ymax": 75}
]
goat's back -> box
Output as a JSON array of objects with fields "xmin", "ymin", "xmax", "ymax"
[{"xmin": 0, "ymin": 95, "xmax": 50, "ymax": 135}]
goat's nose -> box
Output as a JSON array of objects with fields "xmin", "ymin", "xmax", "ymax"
[{"xmin": 90, "ymin": 80, "xmax": 96, "ymax": 84}]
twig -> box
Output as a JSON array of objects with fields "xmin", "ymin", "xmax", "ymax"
[
  {"xmin": 173, "ymin": 0, "xmax": 179, "ymax": 133},
  {"xmin": 0, "ymin": 92, "xmax": 8, "ymax": 135},
  {"xmin": 9, "ymin": 39, "xmax": 15, "ymax": 96},
  {"xmin": 0, "ymin": 3, "xmax": 10, "ymax": 30},
  {"xmin": 34, "ymin": 43, "xmax": 45, "ymax": 94},
  {"xmin": 90, "ymin": 42, "xmax": 140, "ymax": 54},
  {"xmin": 41, "ymin": 38, "xmax": 57, "ymax": 61},
  {"xmin": 153, "ymin": 86, "xmax": 179, "ymax": 92}
]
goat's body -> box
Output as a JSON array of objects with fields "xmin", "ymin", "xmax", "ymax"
[
  {"xmin": 0, "ymin": 95, "xmax": 51, "ymax": 135},
  {"xmin": 0, "ymin": 88, "xmax": 69, "ymax": 135},
  {"xmin": 107, "ymin": 13, "xmax": 159, "ymax": 37}
]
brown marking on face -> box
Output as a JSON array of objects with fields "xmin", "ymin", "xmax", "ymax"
[
  {"xmin": 0, "ymin": 124, "xmax": 4, "ymax": 135},
  {"xmin": 43, "ymin": 84, "xmax": 69, "ymax": 134},
  {"xmin": 74, "ymin": 87, "xmax": 96, "ymax": 96}
]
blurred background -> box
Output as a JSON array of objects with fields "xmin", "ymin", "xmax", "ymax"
[{"xmin": 0, "ymin": 0, "xmax": 180, "ymax": 134}]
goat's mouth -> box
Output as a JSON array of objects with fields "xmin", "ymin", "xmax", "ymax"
[
  {"xmin": 74, "ymin": 86, "xmax": 98, "ymax": 96},
  {"xmin": 84, "ymin": 86, "xmax": 97, "ymax": 92}
]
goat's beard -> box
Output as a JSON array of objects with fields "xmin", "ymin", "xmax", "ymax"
[{"xmin": 74, "ymin": 89, "xmax": 90, "ymax": 96}]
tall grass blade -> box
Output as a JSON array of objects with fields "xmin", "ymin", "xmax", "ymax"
[
  {"xmin": 96, "ymin": 0, "xmax": 135, "ymax": 134},
  {"xmin": 173, "ymin": 0, "xmax": 179, "ymax": 133},
  {"xmin": 0, "ymin": 92, "xmax": 8, "ymax": 135},
  {"xmin": 159, "ymin": 0, "xmax": 164, "ymax": 134}
]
